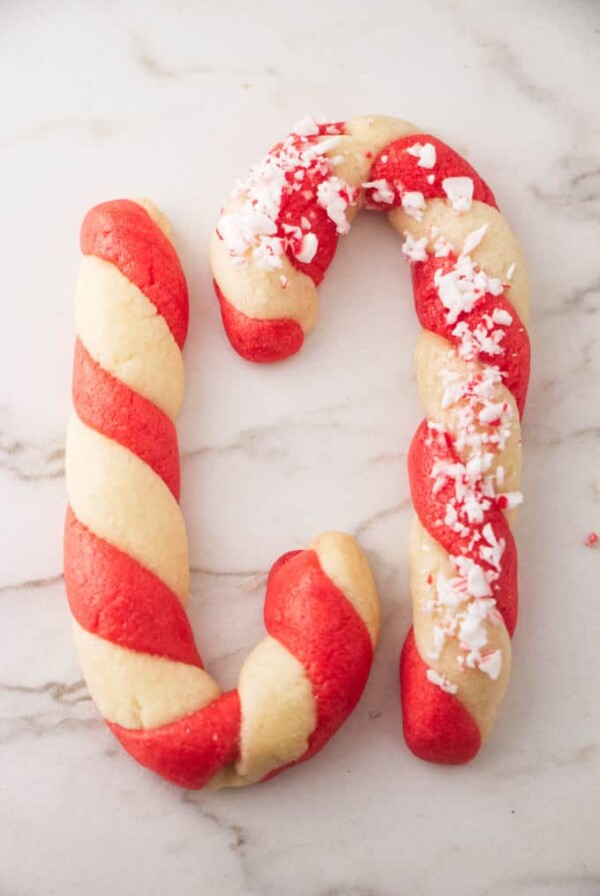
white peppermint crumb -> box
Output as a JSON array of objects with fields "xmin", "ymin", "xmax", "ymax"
[
  {"xmin": 316, "ymin": 176, "xmax": 354, "ymax": 233},
  {"xmin": 279, "ymin": 275, "xmax": 288, "ymax": 288},
  {"xmin": 407, "ymin": 142, "xmax": 437, "ymax": 168},
  {"xmin": 492, "ymin": 308, "xmax": 513, "ymax": 326},
  {"xmin": 363, "ymin": 178, "xmax": 394, "ymax": 204},
  {"xmin": 434, "ymin": 236, "xmax": 453, "ymax": 258},
  {"xmin": 292, "ymin": 115, "xmax": 320, "ymax": 137},
  {"xmin": 479, "ymin": 649, "xmax": 502, "ymax": 680},
  {"xmin": 498, "ymin": 491, "xmax": 523, "ymax": 511},
  {"xmin": 427, "ymin": 174, "xmax": 436, "ymax": 184},
  {"xmin": 442, "ymin": 176, "xmax": 474, "ymax": 213},
  {"xmin": 302, "ymin": 135, "xmax": 342, "ymax": 159},
  {"xmin": 294, "ymin": 231, "xmax": 318, "ymax": 263},
  {"xmin": 426, "ymin": 668, "xmax": 458, "ymax": 695},
  {"xmin": 428, "ymin": 625, "xmax": 447, "ymax": 660},
  {"xmin": 506, "ymin": 262, "xmax": 517, "ymax": 280},
  {"xmin": 461, "ymin": 224, "xmax": 488, "ymax": 256},
  {"xmin": 401, "ymin": 191, "xmax": 426, "ymax": 220},
  {"xmin": 402, "ymin": 233, "xmax": 428, "ymax": 263}
]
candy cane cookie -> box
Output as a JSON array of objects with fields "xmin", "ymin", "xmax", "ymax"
[
  {"xmin": 64, "ymin": 198, "xmax": 380, "ymax": 789},
  {"xmin": 212, "ymin": 115, "xmax": 531, "ymax": 763}
]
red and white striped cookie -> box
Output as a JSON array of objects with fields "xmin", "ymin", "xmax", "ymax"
[
  {"xmin": 64, "ymin": 199, "xmax": 380, "ymax": 789},
  {"xmin": 212, "ymin": 115, "xmax": 531, "ymax": 763}
]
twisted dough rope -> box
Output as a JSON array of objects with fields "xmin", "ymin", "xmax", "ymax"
[
  {"xmin": 64, "ymin": 198, "xmax": 380, "ymax": 789},
  {"xmin": 212, "ymin": 115, "xmax": 531, "ymax": 763}
]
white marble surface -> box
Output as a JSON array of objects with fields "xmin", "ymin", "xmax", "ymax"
[{"xmin": 1, "ymin": 0, "xmax": 599, "ymax": 893}]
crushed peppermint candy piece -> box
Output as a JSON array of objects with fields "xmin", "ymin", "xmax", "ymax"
[
  {"xmin": 301, "ymin": 134, "xmax": 342, "ymax": 159},
  {"xmin": 292, "ymin": 115, "xmax": 320, "ymax": 137},
  {"xmin": 428, "ymin": 624, "xmax": 447, "ymax": 660},
  {"xmin": 458, "ymin": 596, "xmax": 497, "ymax": 664},
  {"xmin": 426, "ymin": 669, "xmax": 458, "ymax": 695},
  {"xmin": 506, "ymin": 262, "xmax": 517, "ymax": 280},
  {"xmin": 478, "ymin": 649, "xmax": 502, "ymax": 680},
  {"xmin": 279, "ymin": 275, "xmax": 288, "ymax": 288},
  {"xmin": 434, "ymin": 237, "xmax": 453, "ymax": 258},
  {"xmin": 363, "ymin": 178, "xmax": 394, "ymax": 204},
  {"xmin": 456, "ymin": 557, "xmax": 493, "ymax": 599},
  {"xmin": 585, "ymin": 531, "xmax": 599, "ymax": 547},
  {"xmin": 317, "ymin": 177, "xmax": 354, "ymax": 233},
  {"xmin": 461, "ymin": 224, "xmax": 488, "ymax": 256},
  {"xmin": 492, "ymin": 308, "xmax": 513, "ymax": 326},
  {"xmin": 406, "ymin": 141, "xmax": 437, "ymax": 168},
  {"xmin": 434, "ymin": 253, "xmax": 504, "ymax": 324},
  {"xmin": 401, "ymin": 191, "xmax": 426, "ymax": 220},
  {"xmin": 496, "ymin": 491, "xmax": 523, "ymax": 511},
  {"xmin": 479, "ymin": 523, "xmax": 505, "ymax": 572},
  {"xmin": 442, "ymin": 176, "xmax": 474, "ymax": 213},
  {"xmin": 294, "ymin": 231, "xmax": 318, "ymax": 263},
  {"xmin": 402, "ymin": 233, "xmax": 428, "ymax": 263}
]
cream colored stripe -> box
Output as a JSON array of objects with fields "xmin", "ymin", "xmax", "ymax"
[
  {"xmin": 210, "ymin": 229, "xmax": 318, "ymax": 332},
  {"xmin": 409, "ymin": 518, "xmax": 511, "ymax": 740},
  {"xmin": 75, "ymin": 255, "xmax": 184, "ymax": 420},
  {"xmin": 390, "ymin": 200, "xmax": 530, "ymax": 324},
  {"xmin": 73, "ymin": 622, "xmax": 219, "ymax": 729},
  {"xmin": 311, "ymin": 531, "xmax": 380, "ymax": 646},
  {"xmin": 214, "ymin": 636, "xmax": 317, "ymax": 787},
  {"xmin": 66, "ymin": 414, "xmax": 189, "ymax": 601}
]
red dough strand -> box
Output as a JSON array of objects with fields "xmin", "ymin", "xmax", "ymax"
[
  {"xmin": 81, "ymin": 199, "xmax": 189, "ymax": 348},
  {"xmin": 72, "ymin": 339, "xmax": 181, "ymax": 499},
  {"xmin": 64, "ymin": 508, "xmax": 201, "ymax": 667},
  {"xmin": 109, "ymin": 691, "xmax": 242, "ymax": 790},
  {"xmin": 215, "ymin": 281, "xmax": 304, "ymax": 362},
  {"xmin": 400, "ymin": 629, "xmax": 481, "ymax": 764}
]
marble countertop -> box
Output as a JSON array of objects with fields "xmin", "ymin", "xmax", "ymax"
[{"xmin": 2, "ymin": 1, "xmax": 599, "ymax": 894}]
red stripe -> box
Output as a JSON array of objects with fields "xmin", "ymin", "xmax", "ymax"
[
  {"xmin": 263, "ymin": 548, "xmax": 373, "ymax": 774},
  {"xmin": 108, "ymin": 690, "xmax": 241, "ymax": 790},
  {"xmin": 400, "ymin": 628, "xmax": 481, "ymax": 764},
  {"xmin": 81, "ymin": 199, "xmax": 188, "ymax": 348},
  {"xmin": 64, "ymin": 508, "xmax": 202, "ymax": 667},
  {"xmin": 408, "ymin": 420, "xmax": 518, "ymax": 636},
  {"xmin": 279, "ymin": 183, "xmax": 339, "ymax": 285},
  {"xmin": 412, "ymin": 254, "xmax": 530, "ymax": 416},
  {"xmin": 214, "ymin": 281, "xmax": 304, "ymax": 362},
  {"xmin": 72, "ymin": 339, "xmax": 180, "ymax": 499},
  {"xmin": 369, "ymin": 134, "xmax": 498, "ymax": 209}
]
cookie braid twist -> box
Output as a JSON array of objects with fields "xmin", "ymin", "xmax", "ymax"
[
  {"xmin": 212, "ymin": 115, "xmax": 531, "ymax": 762},
  {"xmin": 65, "ymin": 199, "xmax": 379, "ymax": 788}
]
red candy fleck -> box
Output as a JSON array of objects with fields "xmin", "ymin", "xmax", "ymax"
[{"xmin": 585, "ymin": 532, "xmax": 599, "ymax": 548}]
